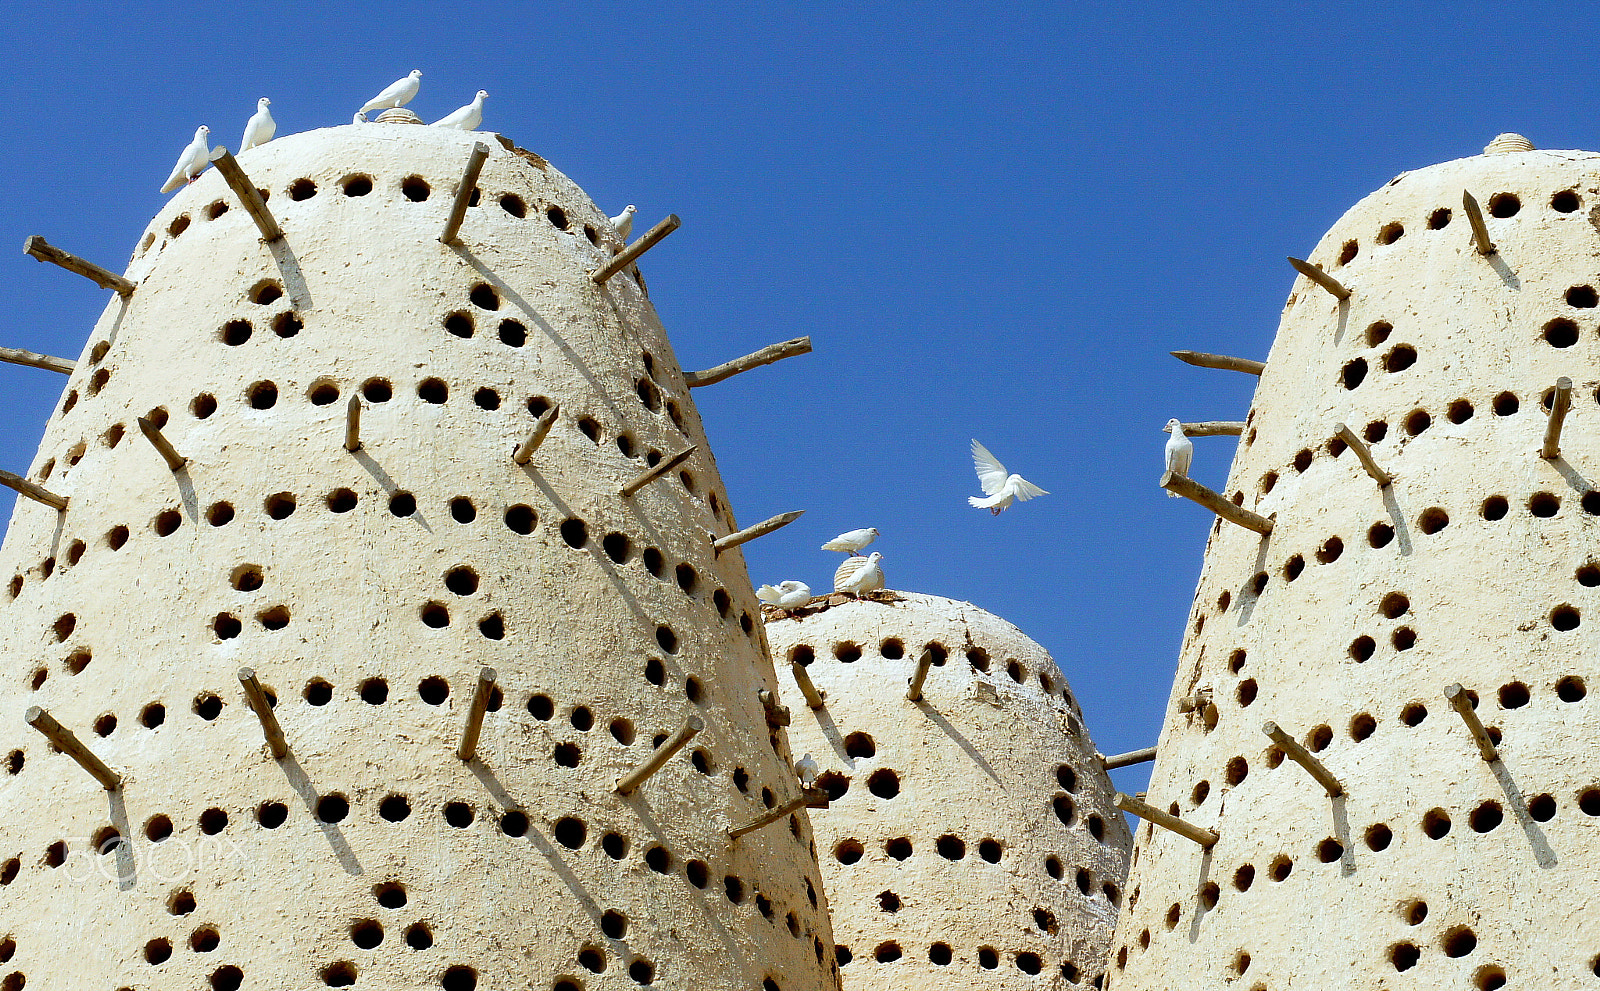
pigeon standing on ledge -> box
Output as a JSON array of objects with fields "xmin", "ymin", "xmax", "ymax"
[
  {"xmin": 757, "ymin": 581, "xmax": 812, "ymax": 610},
  {"xmin": 161, "ymin": 126, "xmax": 211, "ymax": 193},
  {"xmin": 433, "ymin": 90, "xmax": 488, "ymax": 130},
  {"xmin": 1163, "ymin": 419, "xmax": 1192, "ymax": 496},
  {"xmin": 822, "ymin": 528, "xmax": 878, "ymax": 555},
  {"xmin": 837, "ymin": 552, "xmax": 885, "ymax": 596},
  {"xmin": 795, "ymin": 754, "xmax": 820, "ymax": 789},
  {"xmin": 359, "ymin": 70, "xmax": 423, "ymax": 114},
  {"xmin": 241, "ymin": 98, "xmax": 275, "ymax": 152},
  {"xmin": 967, "ymin": 440, "xmax": 1047, "ymax": 515}
]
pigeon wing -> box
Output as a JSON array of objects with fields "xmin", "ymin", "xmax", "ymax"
[
  {"xmin": 1011, "ymin": 476, "xmax": 1049, "ymax": 502},
  {"xmin": 970, "ymin": 440, "xmax": 1009, "ymax": 496}
]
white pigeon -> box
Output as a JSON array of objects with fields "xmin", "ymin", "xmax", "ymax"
[
  {"xmin": 609, "ymin": 205, "xmax": 636, "ymax": 240},
  {"xmin": 757, "ymin": 580, "xmax": 812, "ymax": 610},
  {"xmin": 433, "ymin": 90, "xmax": 488, "ymax": 130},
  {"xmin": 1163, "ymin": 418, "xmax": 1193, "ymax": 497},
  {"xmin": 241, "ymin": 98, "xmax": 275, "ymax": 152},
  {"xmin": 358, "ymin": 70, "xmax": 423, "ymax": 114},
  {"xmin": 968, "ymin": 439, "xmax": 1048, "ymax": 515},
  {"xmin": 795, "ymin": 753, "xmax": 820, "ymax": 789},
  {"xmin": 161, "ymin": 126, "xmax": 212, "ymax": 193},
  {"xmin": 821, "ymin": 527, "xmax": 878, "ymax": 555},
  {"xmin": 352, "ymin": 112, "xmax": 368, "ymax": 124},
  {"xmin": 837, "ymin": 552, "xmax": 885, "ymax": 596}
]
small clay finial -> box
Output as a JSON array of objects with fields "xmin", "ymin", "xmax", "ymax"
[
  {"xmin": 375, "ymin": 108, "xmax": 424, "ymax": 125},
  {"xmin": 1483, "ymin": 133, "xmax": 1534, "ymax": 155}
]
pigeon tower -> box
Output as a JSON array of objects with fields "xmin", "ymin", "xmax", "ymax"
[
  {"xmin": 0, "ymin": 119, "xmax": 837, "ymax": 990},
  {"xmin": 1111, "ymin": 134, "xmax": 1600, "ymax": 988},
  {"xmin": 767, "ymin": 591, "xmax": 1131, "ymax": 989}
]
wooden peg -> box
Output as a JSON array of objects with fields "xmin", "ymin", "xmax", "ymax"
[
  {"xmin": 1181, "ymin": 421, "xmax": 1245, "ymax": 437},
  {"xmin": 790, "ymin": 661, "xmax": 825, "ymax": 709},
  {"xmin": 1114, "ymin": 792, "xmax": 1216, "ymax": 848},
  {"xmin": 344, "ymin": 396, "xmax": 362, "ymax": 453},
  {"xmin": 0, "ymin": 347, "xmax": 73, "ymax": 375},
  {"xmin": 0, "ymin": 470, "xmax": 66, "ymax": 511},
  {"xmin": 616, "ymin": 714, "xmax": 704, "ymax": 795},
  {"xmin": 592, "ymin": 214, "xmax": 680, "ymax": 284},
  {"xmin": 23, "ymin": 236, "xmax": 135, "ymax": 297},
  {"xmin": 1100, "ymin": 746, "xmax": 1157, "ymax": 770},
  {"xmin": 1170, "ymin": 350, "xmax": 1266, "ymax": 376},
  {"xmin": 1445, "ymin": 683, "xmax": 1498, "ymax": 762},
  {"xmin": 619, "ymin": 445, "xmax": 697, "ymax": 498},
  {"xmin": 1543, "ymin": 377, "xmax": 1572, "ymax": 460},
  {"xmin": 137, "ymin": 416, "xmax": 187, "ymax": 472},
  {"xmin": 758, "ymin": 689, "xmax": 791, "ymax": 727},
  {"xmin": 729, "ymin": 788, "xmax": 827, "ymax": 840},
  {"xmin": 1161, "ymin": 471, "xmax": 1273, "ymax": 535},
  {"xmin": 456, "ymin": 667, "xmax": 498, "ymax": 761},
  {"xmin": 1287, "ymin": 257, "xmax": 1351, "ymax": 301},
  {"xmin": 906, "ymin": 647, "xmax": 934, "ymax": 702},
  {"xmin": 1462, "ymin": 190, "xmax": 1496, "ymax": 256},
  {"xmin": 513, "ymin": 403, "xmax": 560, "ymax": 465},
  {"xmin": 1335, "ymin": 423, "xmax": 1391, "ymax": 486},
  {"xmin": 712, "ymin": 509, "xmax": 804, "ymax": 555},
  {"xmin": 440, "ymin": 142, "xmax": 490, "ymax": 244},
  {"xmin": 1262, "ymin": 721, "xmax": 1343, "ymax": 796},
  {"xmin": 237, "ymin": 667, "xmax": 288, "ymax": 759},
  {"xmin": 25, "ymin": 707, "xmax": 119, "ymax": 790},
  {"xmin": 685, "ymin": 337, "xmax": 813, "ymax": 387},
  {"xmin": 208, "ymin": 148, "xmax": 283, "ymax": 242}
]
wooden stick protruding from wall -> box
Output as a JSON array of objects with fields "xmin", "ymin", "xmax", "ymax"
[
  {"xmin": 440, "ymin": 142, "xmax": 491, "ymax": 244},
  {"xmin": 1170, "ymin": 350, "xmax": 1265, "ymax": 376},
  {"xmin": 237, "ymin": 668, "xmax": 288, "ymax": 759},
  {"xmin": 1445, "ymin": 683, "xmax": 1499, "ymax": 762},
  {"xmin": 23, "ymin": 237, "xmax": 134, "ymax": 297},
  {"xmin": 1463, "ymin": 190, "xmax": 1496, "ymax": 256},
  {"xmin": 1263, "ymin": 721, "xmax": 1344, "ymax": 796},
  {"xmin": 592, "ymin": 215, "xmax": 680, "ymax": 284},
  {"xmin": 712, "ymin": 510, "xmax": 804, "ymax": 556},
  {"xmin": 1181, "ymin": 421, "xmax": 1245, "ymax": 437},
  {"xmin": 344, "ymin": 396, "xmax": 362, "ymax": 453},
  {"xmin": 25, "ymin": 707, "xmax": 120, "ymax": 790},
  {"xmin": 906, "ymin": 647, "xmax": 934, "ymax": 702},
  {"xmin": 1161, "ymin": 471, "xmax": 1273, "ymax": 535},
  {"xmin": 513, "ymin": 403, "xmax": 560, "ymax": 465},
  {"xmin": 1114, "ymin": 792, "xmax": 1217, "ymax": 847},
  {"xmin": 1100, "ymin": 746, "xmax": 1157, "ymax": 770},
  {"xmin": 1334, "ymin": 422, "xmax": 1391, "ymax": 486},
  {"xmin": 616, "ymin": 714, "xmax": 704, "ymax": 795},
  {"xmin": 0, "ymin": 470, "xmax": 66, "ymax": 511},
  {"xmin": 686, "ymin": 337, "xmax": 813, "ymax": 387},
  {"xmin": 0, "ymin": 347, "xmax": 74, "ymax": 375},
  {"xmin": 456, "ymin": 667, "xmax": 498, "ymax": 762},
  {"xmin": 1543, "ymin": 377, "xmax": 1572, "ymax": 460},
  {"xmin": 790, "ymin": 661, "xmax": 825, "ymax": 709},
  {"xmin": 1287, "ymin": 256, "xmax": 1351, "ymax": 301},
  {"xmin": 619, "ymin": 445, "xmax": 697, "ymax": 498},
  {"xmin": 208, "ymin": 148, "xmax": 283, "ymax": 243},
  {"xmin": 728, "ymin": 789, "xmax": 827, "ymax": 840},
  {"xmin": 137, "ymin": 416, "xmax": 188, "ymax": 472}
]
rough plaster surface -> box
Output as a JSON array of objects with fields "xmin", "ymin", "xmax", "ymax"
[
  {"xmin": 0, "ymin": 123, "xmax": 839, "ymax": 991},
  {"xmin": 767, "ymin": 592, "xmax": 1130, "ymax": 990},
  {"xmin": 1110, "ymin": 146, "xmax": 1600, "ymax": 989}
]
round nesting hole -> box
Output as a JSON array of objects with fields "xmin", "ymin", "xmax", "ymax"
[
  {"xmin": 445, "ymin": 566, "xmax": 479, "ymax": 596},
  {"xmin": 1449, "ymin": 398, "xmax": 1474, "ymax": 423},
  {"xmin": 1350, "ymin": 712, "xmax": 1377, "ymax": 741},
  {"xmin": 1348, "ymin": 635, "xmax": 1376, "ymax": 662},
  {"xmin": 443, "ymin": 802, "xmax": 474, "ymax": 828},
  {"xmin": 1236, "ymin": 679, "xmax": 1258, "ymax": 706},
  {"xmin": 1317, "ymin": 837, "xmax": 1343, "ymax": 862},
  {"xmin": 1404, "ymin": 409, "xmax": 1431, "ymax": 435},
  {"xmin": 1369, "ymin": 522, "xmax": 1395, "ymax": 548},
  {"xmin": 1530, "ymin": 491, "xmax": 1560, "ymax": 517},
  {"xmin": 1390, "ymin": 943, "xmax": 1420, "ymax": 971},
  {"xmin": 499, "ymin": 194, "xmax": 526, "ymax": 218},
  {"xmin": 388, "ymin": 492, "xmax": 417, "ymax": 517},
  {"xmin": 418, "ymin": 676, "xmax": 449, "ymax": 705},
  {"xmin": 141, "ymin": 702, "xmax": 165, "ymax": 727},
  {"xmin": 420, "ymin": 602, "xmax": 450, "ymax": 628},
  {"xmin": 559, "ymin": 518, "xmax": 587, "ymax": 548},
  {"xmin": 845, "ymin": 732, "xmax": 876, "ymax": 759},
  {"xmin": 1568, "ymin": 285, "xmax": 1599, "ymax": 308},
  {"xmin": 866, "ymin": 768, "xmax": 900, "ymax": 799},
  {"xmin": 1428, "ymin": 207, "xmax": 1452, "ymax": 228},
  {"xmin": 231, "ymin": 564, "xmax": 263, "ymax": 592},
  {"xmin": 248, "ymin": 380, "xmax": 278, "ymax": 409},
  {"xmin": 359, "ymin": 678, "xmax": 388, "ymax": 705},
  {"xmin": 1283, "ymin": 555, "xmax": 1304, "ymax": 581},
  {"xmin": 1377, "ymin": 222, "xmax": 1404, "ymax": 244},
  {"xmin": 1552, "ymin": 604, "xmax": 1581, "ymax": 631},
  {"xmin": 288, "ymin": 178, "xmax": 316, "ymax": 201},
  {"xmin": 675, "ymin": 564, "xmax": 698, "ymax": 593},
  {"xmin": 207, "ymin": 199, "xmax": 230, "ymax": 220},
  {"xmin": 1529, "ymin": 794, "xmax": 1557, "ymax": 821},
  {"xmin": 1559, "ymin": 675, "xmax": 1587, "ymax": 702},
  {"xmin": 1365, "ymin": 822, "xmax": 1393, "ymax": 851},
  {"xmin": 418, "ymin": 378, "xmax": 448, "ymax": 404},
  {"xmin": 450, "ymin": 498, "xmax": 476, "ymax": 523},
  {"xmin": 342, "ymin": 175, "xmax": 373, "ymax": 196},
  {"xmin": 1401, "ymin": 702, "xmax": 1428, "ymax": 726},
  {"xmin": 1341, "ymin": 357, "xmax": 1367, "ymax": 389},
  {"xmin": 1268, "ymin": 856, "xmax": 1292, "ymax": 882},
  {"xmin": 250, "ymin": 280, "xmax": 283, "ymax": 305},
  {"xmin": 546, "ymin": 205, "xmax": 569, "ymax": 229},
  {"xmin": 1383, "ymin": 344, "xmax": 1417, "ymax": 373},
  {"xmin": 1422, "ymin": 808, "xmax": 1451, "ymax": 838},
  {"xmin": 443, "ymin": 312, "xmax": 474, "ymax": 338},
  {"xmin": 469, "ymin": 284, "xmax": 500, "ymax": 311},
  {"xmin": 1481, "ymin": 495, "xmax": 1509, "ymax": 520},
  {"xmin": 1392, "ymin": 627, "xmax": 1417, "ymax": 650},
  {"xmin": 1380, "ymin": 591, "xmax": 1410, "ymax": 618},
  {"xmin": 400, "ymin": 176, "xmax": 430, "ymax": 201},
  {"xmin": 1442, "ymin": 926, "xmax": 1478, "ymax": 958},
  {"xmin": 1317, "ymin": 537, "xmax": 1343, "ymax": 563},
  {"xmin": 327, "ymin": 488, "xmax": 357, "ymax": 513},
  {"xmin": 361, "ymin": 378, "xmax": 392, "ymax": 402},
  {"xmin": 1553, "ymin": 189, "xmax": 1583, "ymax": 212},
  {"xmin": 554, "ymin": 817, "xmax": 586, "ymax": 848},
  {"xmin": 315, "ymin": 793, "xmax": 349, "ymax": 824},
  {"xmin": 145, "ymin": 814, "xmax": 173, "ymax": 841},
  {"xmin": 1544, "ymin": 317, "xmax": 1580, "ymax": 347},
  {"xmin": 221, "ymin": 320, "xmax": 252, "ymax": 346},
  {"xmin": 320, "ymin": 961, "xmax": 357, "ymax": 986},
  {"xmin": 1494, "ymin": 391, "xmax": 1520, "ymax": 415},
  {"xmin": 1365, "ymin": 420, "xmax": 1388, "ymax": 442},
  {"xmin": 500, "ymin": 810, "xmax": 529, "ymax": 836},
  {"xmin": 834, "ymin": 642, "xmax": 862, "ymax": 663},
  {"xmin": 1365, "ymin": 320, "xmax": 1393, "ymax": 346},
  {"xmin": 1338, "ymin": 239, "xmax": 1359, "ymax": 264},
  {"xmin": 1469, "ymin": 800, "xmax": 1503, "ymax": 833},
  {"xmin": 350, "ymin": 919, "xmax": 383, "ymax": 949},
  {"xmin": 1488, "ymin": 192, "xmax": 1521, "ymax": 217}
]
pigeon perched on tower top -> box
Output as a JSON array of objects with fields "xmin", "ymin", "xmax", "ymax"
[
  {"xmin": 358, "ymin": 70, "xmax": 423, "ymax": 114},
  {"xmin": 433, "ymin": 90, "xmax": 488, "ymax": 130},
  {"xmin": 967, "ymin": 440, "xmax": 1048, "ymax": 515},
  {"xmin": 160, "ymin": 126, "xmax": 212, "ymax": 193},
  {"xmin": 822, "ymin": 528, "xmax": 878, "ymax": 555},
  {"xmin": 836, "ymin": 553, "xmax": 886, "ymax": 596},
  {"xmin": 757, "ymin": 581, "xmax": 813, "ymax": 611},
  {"xmin": 241, "ymin": 98, "xmax": 275, "ymax": 153}
]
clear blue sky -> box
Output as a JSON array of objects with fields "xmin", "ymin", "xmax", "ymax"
[{"xmin": 0, "ymin": 3, "xmax": 1590, "ymax": 795}]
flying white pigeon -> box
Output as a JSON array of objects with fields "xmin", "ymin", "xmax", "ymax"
[
  {"xmin": 836, "ymin": 552, "xmax": 885, "ymax": 596},
  {"xmin": 241, "ymin": 98, "xmax": 275, "ymax": 153},
  {"xmin": 1163, "ymin": 418, "xmax": 1193, "ymax": 497},
  {"xmin": 821, "ymin": 528, "xmax": 878, "ymax": 555},
  {"xmin": 609, "ymin": 205, "xmax": 636, "ymax": 240},
  {"xmin": 433, "ymin": 90, "xmax": 488, "ymax": 130},
  {"xmin": 795, "ymin": 753, "xmax": 820, "ymax": 789},
  {"xmin": 358, "ymin": 70, "xmax": 423, "ymax": 114},
  {"xmin": 968, "ymin": 440, "xmax": 1048, "ymax": 515},
  {"xmin": 757, "ymin": 581, "xmax": 812, "ymax": 610},
  {"xmin": 161, "ymin": 126, "xmax": 212, "ymax": 193}
]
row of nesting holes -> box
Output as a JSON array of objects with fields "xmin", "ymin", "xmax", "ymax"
[
  {"xmin": 787, "ymin": 639, "xmax": 1082, "ymax": 714},
  {"xmin": 1332, "ymin": 188, "xmax": 1580, "ymax": 268},
  {"xmin": 142, "ymin": 171, "xmax": 606, "ymax": 256},
  {"xmin": 837, "ymin": 938, "xmax": 1093, "ymax": 985}
]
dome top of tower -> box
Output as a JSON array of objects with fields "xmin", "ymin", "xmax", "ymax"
[{"xmin": 1484, "ymin": 131, "xmax": 1536, "ymax": 154}]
